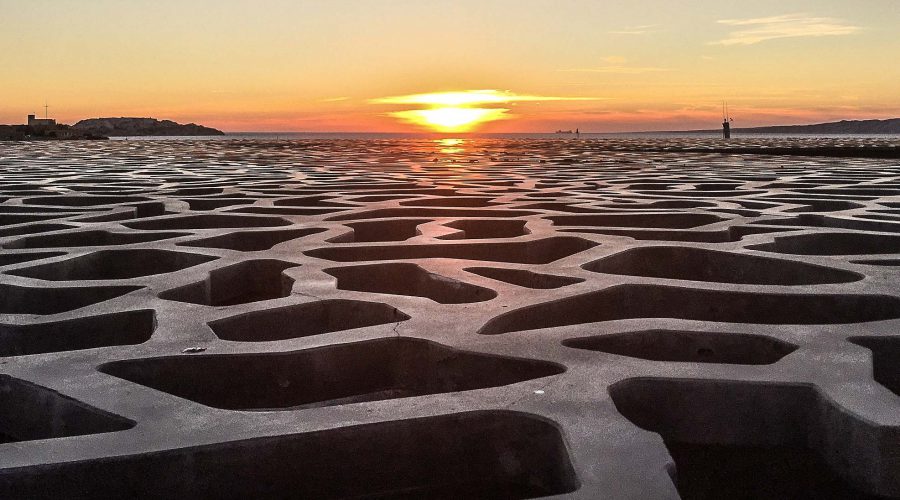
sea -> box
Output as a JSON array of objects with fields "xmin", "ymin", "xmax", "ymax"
[{"xmin": 108, "ymin": 132, "xmax": 900, "ymax": 141}]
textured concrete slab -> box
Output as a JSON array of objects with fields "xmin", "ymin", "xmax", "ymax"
[{"xmin": 0, "ymin": 138, "xmax": 899, "ymax": 498}]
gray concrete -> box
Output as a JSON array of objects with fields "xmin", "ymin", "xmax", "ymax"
[{"xmin": 0, "ymin": 138, "xmax": 898, "ymax": 498}]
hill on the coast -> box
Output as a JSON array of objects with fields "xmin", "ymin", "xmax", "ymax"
[
  {"xmin": 73, "ymin": 117, "xmax": 224, "ymax": 136},
  {"xmin": 733, "ymin": 118, "xmax": 900, "ymax": 134},
  {"xmin": 653, "ymin": 118, "xmax": 900, "ymax": 135}
]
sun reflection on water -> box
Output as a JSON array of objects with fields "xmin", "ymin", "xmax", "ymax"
[{"xmin": 436, "ymin": 138, "xmax": 465, "ymax": 154}]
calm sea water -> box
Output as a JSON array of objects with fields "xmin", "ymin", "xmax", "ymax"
[{"xmin": 110, "ymin": 132, "xmax": 900, "ymax": 141}]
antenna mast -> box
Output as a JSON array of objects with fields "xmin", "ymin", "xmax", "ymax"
[{"xmin": 44, "ymin": 101, "xmax": 49, "ymax": 119}]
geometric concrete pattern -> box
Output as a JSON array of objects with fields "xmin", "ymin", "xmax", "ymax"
[{"xmin": 0, "ymin": 139, "xmax": 899, "ymax": 498}]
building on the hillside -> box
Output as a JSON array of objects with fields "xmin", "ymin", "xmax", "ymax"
[{"xmin": 28, "ymin": 114, "xmax": 56, "ymax": 127}]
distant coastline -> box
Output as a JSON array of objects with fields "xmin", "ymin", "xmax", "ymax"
[
  {"xmin": 0, "ymin": 124, "xmax": 106, "ymax": 141},
  {"xmin": 1, "ymin": 117, "xmax": 223, "ymax": 140},
  {"xmin": 630, "ymin": 118, "xmax": 900, "ymax": 135},
  {"xmin": 4, "ymin": 117, "xmax": 900, "ymax": 141}
]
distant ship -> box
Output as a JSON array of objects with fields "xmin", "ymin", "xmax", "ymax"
[{"xmin": 555, "ymin": 129, "xmax": 574, "ymax": 134}]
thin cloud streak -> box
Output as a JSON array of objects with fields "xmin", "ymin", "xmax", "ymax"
[
  {"xmin": 712, "ymin": 13, "xmax": 861, "ymax": 46},
  {"xmin": 559, "ymin": 66, "xmax": 670, "ymax": 75},
  {"xmin": 609, "ymin": 24, "xmax": 658, "ymax": 35},
  {"xmin": 370, "ymin": 90, "xmax": 602, "ymax": 106}
]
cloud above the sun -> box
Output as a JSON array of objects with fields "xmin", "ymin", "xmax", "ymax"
[{"xmin": 712, "ymin": 13, "xmax": 862, "ymax": 46}]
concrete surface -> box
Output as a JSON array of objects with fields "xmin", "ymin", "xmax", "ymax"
[{"xmin": 0, "ymin": 138, "xmax": 898, "ymax": 499}]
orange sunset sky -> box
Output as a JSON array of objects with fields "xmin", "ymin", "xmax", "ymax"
[{"xmin": 2, "ymin": 0, "xmax": 899, "ymax": 133}]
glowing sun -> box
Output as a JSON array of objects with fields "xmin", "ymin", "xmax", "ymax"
[
  {"xmin": 371, "ymin": 90, "xmax": 594, "ymax": 133},
  {"xmin": 391, "ymin": 107, "xmax": 508, "ymax": 133}
]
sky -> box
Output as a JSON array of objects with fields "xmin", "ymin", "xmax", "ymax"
[{"xmin": 1, "ymin": 0, "xmax": 899, "ymax": 132}]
